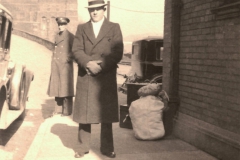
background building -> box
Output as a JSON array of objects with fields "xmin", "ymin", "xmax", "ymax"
[{"xmin": 0, "ymin": 0, "xmax": 78, "ymax": 42}]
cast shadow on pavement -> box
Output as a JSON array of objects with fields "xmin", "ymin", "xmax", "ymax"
[
  {"xmin": 41, "ymin": 98, "xmax": 56, "ymax": 119},
  {"xmin": 50, "ymin": 123, "xmax": 80, "ymax": 152},
  {"xmin": 0, "ymin": 115, "xmax": 24, "ymax": 146}
]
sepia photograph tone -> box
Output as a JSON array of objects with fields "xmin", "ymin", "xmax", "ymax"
[{"xmin": 0, "ymin": 0, "xmax": 239, "ymax": 160}]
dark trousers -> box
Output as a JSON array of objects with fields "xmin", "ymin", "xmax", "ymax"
[
  {"xmin": 55, "ymin": 97, "xmax": 73, "ymax": 115},
  {"xmin": 78, "ymin": 123, "xmax": 114, "ymax": 153}
]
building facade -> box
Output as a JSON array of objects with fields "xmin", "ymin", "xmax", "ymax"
[
  {"xmin": 163, "ymin": 0, "xmax": 240, "ymax": 159},
  {"xmin": 0, "ymin": 0, "xmax": 78, "ymax": 42}
]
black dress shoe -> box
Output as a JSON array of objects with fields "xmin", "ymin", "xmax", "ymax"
[{"xmin": 101, "ymin": 151, "xmax": 116, "ymax": 158}]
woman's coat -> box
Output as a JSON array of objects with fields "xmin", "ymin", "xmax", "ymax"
[
  {"xmin": 72, "ymin": 18, "xmax": 123, "ymax": 123},
  {"xmin": 47, "ymin": 29, "xmax": 74, "ymax": 97}
]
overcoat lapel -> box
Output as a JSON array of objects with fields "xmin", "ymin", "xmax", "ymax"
[
  {"xmin": 83, "ymin": 21, "xmax": 95, "ymax": 45},
  {"xmin": 93, "ymin": 18, "xmax": 113, "ymax": 47},
  {"xmin": 55, "ymin": 32, "xmax": 64, "ymax": 45},
  {"xmin": 63, "ymin": 30, "xmax": 68, "ymax": 39},
  {"xmin": 83, "ymin": 18, "xmax": 114, "ymax": 50}
]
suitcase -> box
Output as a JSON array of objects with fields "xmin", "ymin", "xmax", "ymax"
[
  {"xmin": 119, "ymin": 104, "xmax": 133, "ymax": 129},
  {"xmin": 126, "ymin": 83, "xmax": 147, "ymax": 105}
]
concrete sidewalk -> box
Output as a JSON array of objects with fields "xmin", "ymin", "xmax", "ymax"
[
  {"xmin": 23, "ymin": 114, "xmax": 218, "ymax": 160},
  {"xmin": 8, "ymin": 35, "xmax": 217, "ymax": 160},
  {"xmin": 23, "ymin": 95, "xmax": 218, "ymax": 160}
]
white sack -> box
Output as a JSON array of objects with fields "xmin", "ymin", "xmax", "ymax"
[{"xmin": 129, "ymin": 95, "xmax": 165, "ymax": 140}]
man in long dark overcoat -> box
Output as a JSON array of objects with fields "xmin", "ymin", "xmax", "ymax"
[
  {"xmin": 47, "ymin": 17, "xmax": 74, "ymax": 116},
  {"xmin": 72, "ymin": 0, "xmax": 123, "ymax": 158}
]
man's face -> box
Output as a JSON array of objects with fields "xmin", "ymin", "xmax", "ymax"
[
  {"xmin": 88, "ymin": 6, "xmax": 105, "ymax": 22},
  {"xmin": 58, "ymin": 23, "xmax": 67, "ymax": 32}
]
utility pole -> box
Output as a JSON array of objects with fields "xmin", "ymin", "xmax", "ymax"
[{"xmin": 107, "ymin": 1, "xmax": 110, "ymax": 20}]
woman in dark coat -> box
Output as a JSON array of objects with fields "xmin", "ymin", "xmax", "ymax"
[
  {"xmin": 47, "ymin": 17, "xmax": 74, "ymax": 116},
  {"xmin": 72, "ymin": 0, "xmax": 123, "ymax": 158}
]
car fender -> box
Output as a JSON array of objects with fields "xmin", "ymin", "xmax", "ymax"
[
  {"xmin": 22, "ymin": 68, "xmax": 34, "ymax": 107},
  {"xmin": 9, "ymin": 63, "xmax": 25, "ymax": 110}
]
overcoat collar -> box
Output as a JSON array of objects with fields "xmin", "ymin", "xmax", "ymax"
[
  {"xmin": 83, "ymin": 17, "xmax": 113, "ymax": 47},
  {"xmin": 55, "ymin": 29, "xmax": 68, "ymax": 45}
]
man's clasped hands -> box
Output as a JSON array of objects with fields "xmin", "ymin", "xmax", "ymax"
[{"xmin": 86, "ymin": 60, "xmax": 102, "ymax": 76}]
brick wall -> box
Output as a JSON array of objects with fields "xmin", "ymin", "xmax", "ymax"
[
  {"xmin": 0, "ymin": 0, "xmax": 78, "ymax": 42},
  {"xmin": 178, "ymin": 0, "xmax": 240, "ymax": 135}
]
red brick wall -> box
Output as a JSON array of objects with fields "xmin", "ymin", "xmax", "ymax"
[{"xmin": 176, "ymin": 0, "xmax": 240, "ymax": 134}]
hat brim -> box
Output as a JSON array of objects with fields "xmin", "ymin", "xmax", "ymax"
[{"xmin": 85, "ymin": 4, "xmax": 107, "ymax": 8}]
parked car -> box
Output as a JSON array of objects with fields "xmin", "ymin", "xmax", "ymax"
[
  {"xmin": 0, "ymin": 4, "xmax": 34, "ymax": 130},
  {"xmin": 119, "ymin": 36, "xmax": 163, "ymax": 94}
]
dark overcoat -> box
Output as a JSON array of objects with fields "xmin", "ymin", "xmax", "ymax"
[
  {"xmin": 47, "ymin": 29, "xmax": 75, "ymax": 97},
  {"xmin": 72, "ymin": 18, "xmax": 123, "ymax": 123}
]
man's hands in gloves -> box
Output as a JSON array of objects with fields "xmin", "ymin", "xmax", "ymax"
[{"xmin": 86, "ymin": 60, "xmax": 102, "ymax": 76}]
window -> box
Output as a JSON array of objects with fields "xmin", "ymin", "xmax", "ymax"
[
  {"xmin": 133, "ymin": 44, "xmax": 139, "ymax": 55},
  {"xmin": 0, "ymin": 16, "xmax": 4, "ymax": 49},
  {"xmin": 0, "ymin": 15, "xmax": 12, "ymax": 50},
  {"xmin": 155, "ymin": 41, "xmax": 163, "ymax": 61},
  {"xmin": 4, "ymin": 20, "xmax": 9, "ymax": 48},
  {"xmin": 132, "ymin": 44, "xmax": 140, "ymax": 61},
  {"xmin": 5, "ymin": 21, "xmax": 12, "ymax": 50}
]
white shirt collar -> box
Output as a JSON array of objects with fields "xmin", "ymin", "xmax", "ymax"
[{"xmin": 91, "ymin": 17, "xmax": 105, "ymax": 38}]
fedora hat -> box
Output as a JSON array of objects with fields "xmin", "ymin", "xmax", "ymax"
[
  {"xmin": 56, "ymin": 17, "xmax": 70, "ymax": 24},
  {"xmin": 85, "ymin": 0, "xmax": 107, "ymax": 8}
]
